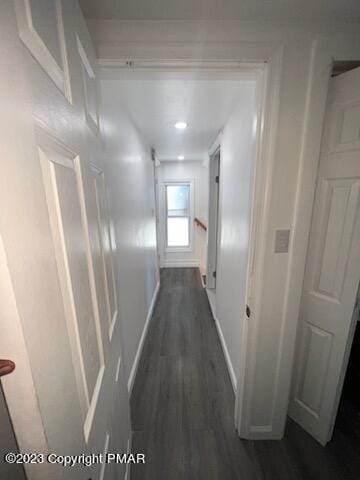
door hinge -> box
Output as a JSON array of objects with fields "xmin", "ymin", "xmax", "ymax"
[
  {"xmin": 215, "ymin": 175, "xmax": 219, "ymax": 184},
  {"xmin": 246, "ymin": 305, "xmax": 251, "ymax": 318},
  {"xmin": 212, "ymin": 271, "xmax": 217, "ymax": 279}
]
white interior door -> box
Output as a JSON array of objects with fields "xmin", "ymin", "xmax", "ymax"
[
  {"xmin": 0, "ymin": 2, "xmax": 130, "ymax": 479},
  {"xmin": 289, "ymin": 66, "xmax": 360, "ymax": 445}
]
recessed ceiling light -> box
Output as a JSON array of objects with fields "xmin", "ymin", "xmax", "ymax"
[
  {"xmin": 177, "ymin": 155, "xmax": 185, "ymax": 160},
  {"xmin": 175, "ymin": 121, "xmax": 187, "ymax": 130}
]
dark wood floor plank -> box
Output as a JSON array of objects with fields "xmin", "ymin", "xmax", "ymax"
[{"xmin": 130, "ymin": 268, "xmax": 360, "ymax": 480}]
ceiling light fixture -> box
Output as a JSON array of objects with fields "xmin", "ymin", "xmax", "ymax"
[
  {"xmin": 174, "ymin": 121, "xmax": 187, "ymax": 130},
  {"xmin": 177, "ymin": 155, "xmax": 185, "ymax": 160}
]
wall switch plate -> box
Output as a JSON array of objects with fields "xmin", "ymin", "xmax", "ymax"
[{"xmin": 274, "ymin": 229, "xmax": 290, "ymax": 253}]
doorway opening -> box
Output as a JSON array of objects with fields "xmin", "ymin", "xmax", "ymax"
[
  {"xmin": 206, "ymin": 147, "xmax": 221, "ymax": 316},
  {"xmin": 103, "ymin": 63, "xmax": 268, "ymax": 435},
  {"xmin": 335, "ymin": 282, "xmax": 360, "ymax": 444}
]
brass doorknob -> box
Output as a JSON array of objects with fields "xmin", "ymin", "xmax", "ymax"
[{"xmin": 0, "ymin": 360, "xmax": 15, "ymax": 377}]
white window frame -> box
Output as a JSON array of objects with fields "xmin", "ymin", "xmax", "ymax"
[{"xmin": 163, "ymin": 179, "xmax": 194, "ymax": 253}]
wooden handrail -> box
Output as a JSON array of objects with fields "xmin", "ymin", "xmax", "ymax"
[{"xmin": 194, "ymin": 217, "xmax": 207, "ymax": 231}]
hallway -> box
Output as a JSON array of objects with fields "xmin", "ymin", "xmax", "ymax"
[
  {"xmin": 130, "ymin": 268, "xmax": 360, "ymax": 480},
  {"xmin": 130, "ymin": 268, "xmax": 249, "ymax": 479}
]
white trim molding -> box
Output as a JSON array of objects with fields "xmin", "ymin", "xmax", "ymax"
[
  {"xmin": 127, "ymin": 281, "xmax": 160, "ymax": 394},
  {"xmin": 163, "ymin": 259, "xmax": 199, "ymax": 268},
  {"xmin": 205, "ymin": 288, "xmax": 237, "ymax": 393},
  {"xmin": 208, "ymin": 131, "xmax": 223, "ymax": 157},
  {"xmin": 214, "ymin": 317, "xmax": 237, "ymax": 393}
]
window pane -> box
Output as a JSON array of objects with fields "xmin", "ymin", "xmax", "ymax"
[
  {"xmin": 167, "ymin": 217, "xmax": 189, "ymax": 247},
  {"xmin": 166, "ymin": 185, "xmax": 189, "ymax": 217}
]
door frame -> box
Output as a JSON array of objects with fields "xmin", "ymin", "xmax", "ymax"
[
  {"xmin": 288, "ymin": 62, "xmax": 360, "ymax": 445},
  {"xmin": 98, "ymin": 60, "xmax": 276, "ymax": 435},
  {"xmin": 206, "ymin": 145, "xmax": 221, "ymax": 290},
  {"xmin": 152, "ymin": 158, "xmax": 161, "ymax": 282}
]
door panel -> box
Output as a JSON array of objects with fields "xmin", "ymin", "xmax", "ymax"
[
  {"xmin": 14, "ymin": 0, "xmax": 69, "ymax": 97},
  {"xmin": 28, "ymin": 0, "xmax": 63, "ymax": 67},
  {"xmin": 54, "ymin": 161, "xmax": 103, "ymax": 402},
  {"xmin": 310, "ymin": 178, "xmax": 360, "ymax": 301},
  {"xmin": 77, "ymin": 36, "xmax": 99, "ymax": 132},
  {"xmin": 289, "ymin": 66, "xmax": 360, "ymax": 444},
  {"xmin": 295, "ymin": 324, "xmax": 333, "ymax": 415},
  {"xmin": 92, "ymin": 167, "xmax": 118, "ymax": 339},
  {"xmin": 328, "ymin": 101, "xmax": 360, "ymax": 153},
  {"xmin": 38, "ymin": 133, "xmax": 130, "ymax": 476},
  {"xmin": 39, "ymin": 141, "xmax": 107, "ymax": 442}
]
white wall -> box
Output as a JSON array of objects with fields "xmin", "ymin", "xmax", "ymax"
[
  {"xmin": 215, "ymin": 80, "xmax": 258, "ymax": 391},
  {"xmin": 157, "ymin": 161, "xmax": 208, "ymax": 270},
  {"xmin": 100, "ymin": 80, "xmax": 159, "ymax": 384},
  {"xmin": 88, "ymin": 19, "xmax": 360, "ymax": 439}
]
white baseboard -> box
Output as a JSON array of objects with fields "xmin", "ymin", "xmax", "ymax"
[
  {"xmin": 205, "ymin": 288, "xmax": 236, "ymax": 392},
  {"xmin": 206, "ymin": 288, "xmax": 216, "ymax": 317},
  {"xmin": 163, "ymin": 259, "xmax": 199, "ymax": 268},
  {"xmin": 246, "ymin": 425, "xmax": 283, "ymax": 440},
  {"xmin": 214, "ymin": 317, "xmax": 237, "ymax": 393},
  {"xmin": 249, "ymin": 425, "xmax": 273, "ymax": 434},
  {"xmin": 127, "ymin": 281, "xmax": 160, "ymax": 394}
]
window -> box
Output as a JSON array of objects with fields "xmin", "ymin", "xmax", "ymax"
[{"xmin": 166, "ymin": 183, "xmax": 191, "ymax": 248}]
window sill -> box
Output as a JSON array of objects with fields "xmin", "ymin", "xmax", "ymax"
[{"xmin": 165, "ymin": 245, "xmax": 193, "ymax": 253}]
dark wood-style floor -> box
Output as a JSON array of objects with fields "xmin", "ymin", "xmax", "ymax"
[{"xmin": 130, "ymin": 268, "xmax": 360, "ymax": 479}]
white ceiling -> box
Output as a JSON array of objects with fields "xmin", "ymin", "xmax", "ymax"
[
  {"xmin": 101, "ymin": 77, "xmax": 255, "ymax": 161},
  {"xmin": 79, "ymin": 0, "xmax": 360, "ymax": 22}
]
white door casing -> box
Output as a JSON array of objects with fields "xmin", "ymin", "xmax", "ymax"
[
  {"xmin": 0, "ymin": 2, "xmax": 131, "ymax": 479},
  {"xmin": 289, "ymin": 66, "xmax": 360, "ymax": 445},
  {"xmin": 206, "ymin": 150, "xmax": 221, "ymax": 290}
]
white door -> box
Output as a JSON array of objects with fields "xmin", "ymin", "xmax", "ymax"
[
  {"xmin": 289, "ymin": 66, "xmax": 360, "ymax": 445},
  {"xmin": 0, "ymin": 2, "xmax": 130, "ymax": 479}
]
